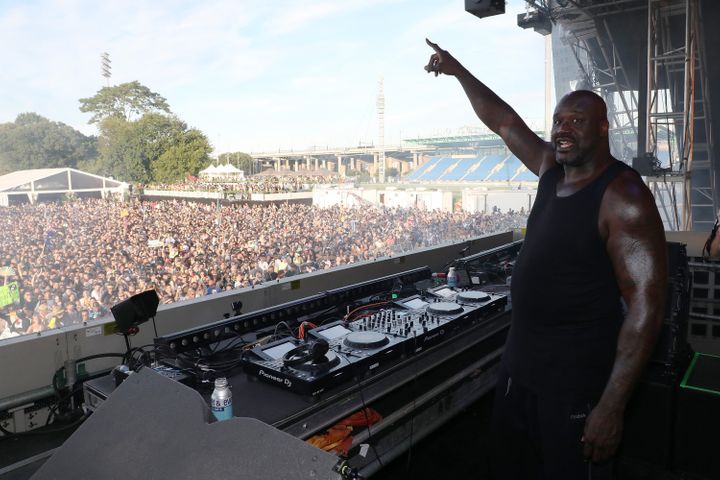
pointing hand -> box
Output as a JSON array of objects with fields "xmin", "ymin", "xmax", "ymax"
[{"xmin": 424, "ymin": 38, "xmax": 463, "ymax": 77}]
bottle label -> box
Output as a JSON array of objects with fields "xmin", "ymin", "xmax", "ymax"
[{"xmin": 211, "ymin": 397, "xmax": 233, "ymax": 421}]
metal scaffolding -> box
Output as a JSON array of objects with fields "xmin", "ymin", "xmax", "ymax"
[
  {"xmin": 644, "ymin": 0, "xmax": 715, "ymax": 230},
  {"xmin": 530, "ymin": 0, "xmax": 715, "ymax": 231}
]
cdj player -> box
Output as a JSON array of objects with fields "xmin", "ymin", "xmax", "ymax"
[
  {"xmin": 242, "ymin": 288, "xmax": 507, "ymax": 395},
  {"xmin": 243, "ymin": 336, "xmax": 352, "ymax": 396}
]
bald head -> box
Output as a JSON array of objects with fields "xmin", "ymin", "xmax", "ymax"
[
  {"xmin": 557, "ymin": 90, "xmax": 608, "ymax": 125},
  {"xmin": 551, "ymin": 90, "xmax": 611, "ymax": 167}
]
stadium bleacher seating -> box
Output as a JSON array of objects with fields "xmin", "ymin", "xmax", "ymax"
[
  {"xmin": 406, "ymin": 154, "xmax": 538, "ymax": 182},
  {"xmin": 418, "ymin": 157, "xmax": 455, "ymax": 181},
  {"xmin": 461, "ymin": 155, "xmax": 503, "ymax": 181},
  {"xmin": 405, "ymin": 157, "xmax": 443, "ymax": 181},
  {"xmin": 438, "ymin": 157, "xmax": 480, "ymax": 181}
]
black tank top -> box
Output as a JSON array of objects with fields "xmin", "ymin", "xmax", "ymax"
[{"xmin": 505, "ymin": 161, "xmax": 633, "ymax": 400}]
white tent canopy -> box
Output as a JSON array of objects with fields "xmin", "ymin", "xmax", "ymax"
[
  {"xmin": 199, "ymin": 165, "xmax": 220, "ymax": 176},
  {"xmin": 199, "ymin": 163, "xmax": 245, "ymax": 180},
  {"xmin": 0, "ymin": 168, "xmax": 128, "ymax": 206},
  {"xmin": 217, "ymin": 164, "xmax": 242, "ymax": 174}
]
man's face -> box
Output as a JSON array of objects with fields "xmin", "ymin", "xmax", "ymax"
[{"xmin": 551, "ymin": 93, "xmax": 608, "ymax": 167}]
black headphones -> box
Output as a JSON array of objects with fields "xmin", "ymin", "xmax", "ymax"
[{"xmin": 282, "ymin": 339, "xmax": 330, "ymax": 367}]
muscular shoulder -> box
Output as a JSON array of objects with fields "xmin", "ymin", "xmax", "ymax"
[
  {"xmin": 599, "ymin": 169, "xmax": 661, "ymax": 239},
  {"xmin": 599, "ymin": 166, "xmax": 667, "ymax": 296}
]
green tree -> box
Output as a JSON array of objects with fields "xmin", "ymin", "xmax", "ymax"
[
  {"xmin": 0, "ymin": 113, "xmax": 97, "ymax": 174},
  {"xmin": 79, "ymin": 81, "xmax": 171, "ymax": 124},
  {"xmin": 152, "ymin": 129, "xmax": 212, "ymax": 182},
  {"xmin": 78, "ymin": 82, "xmax": 211, "ymax": 183},
  {"xmin": 87, "ymin": 113, "xmax": 211, "ymax": 183},
  {"xmin": 218, "ymin": 151, "xmax": 255, "ymax": 175},
  {"xmin": 386, "ymin": 167, "xmax": 399, "ymax": 178},
  {"xmin": 93, "ymin": 116, "xmax": 150, "ymax": 182}
]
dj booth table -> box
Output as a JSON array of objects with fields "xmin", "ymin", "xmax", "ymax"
[
  {"xmin": 240, "ymin": 309, "xmax": 510, "ymax": 475},
  {"xmin": 83, "ymin": 307, "xmax": 511, "ymax": 478}
]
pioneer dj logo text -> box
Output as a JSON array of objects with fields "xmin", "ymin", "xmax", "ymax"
[
  {"xmin": 424, "ymin": 329, "xmax": 445, "ymax": 342},
  {"xmin": 258, "ymin": 369, "xmax": 292, "ymax": 388}
]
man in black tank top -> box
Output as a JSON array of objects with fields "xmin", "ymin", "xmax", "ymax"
[{"xmin": 425, "ymin": 40, "xmax": 667, "ymax": 479}]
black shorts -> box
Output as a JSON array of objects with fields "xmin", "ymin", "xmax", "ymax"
[{"xmin": 490, "ymin": 363, "xmax": 614, "ymax": 480}]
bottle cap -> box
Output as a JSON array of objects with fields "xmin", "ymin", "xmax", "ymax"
[{"xmin": 214, "ymin": 377, "xmax": 228, "ymax": 388}]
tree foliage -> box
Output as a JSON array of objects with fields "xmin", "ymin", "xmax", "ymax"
[
  {"xmin": 217, "ymin": 151, "xmax": 255, "ymax": 175},
  {"xmin": 78, "ymin": 81, "xmax": 171, "ymax": 124},
  {"xmin": 89, "ymin": 113, "xmax": 211, "ymax": 183},
  {"xmin": 76, "ymin": 81, "xmax": 212, "ymax": 182},
  {"xmin": 0, "ymin": 113, "xmax": 97, "ymax": 174},
  {"xmin": 152, "ymin": 129, "xmax": 213, "ymax": 182},
  {"xmin": 93, "ymin": 116, "xmax": 150, "ymax": 182},
  {"xmin": 0, "ymin": 82, "xmax": 211, "ymax": 183}
]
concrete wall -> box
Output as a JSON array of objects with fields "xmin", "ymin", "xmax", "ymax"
[
  {"xmin": 462, "ymin": 189, "xmax": 537, "ymax": 214},
  {"xmin": 143, "ymin": 189, "xmax": 224, "ymax": 199},
  {"xmin": 313, "ymin": 186, "xmax": 453, "ymax": 211},
  {"xmin": 249, "ymin": 192, "xmax": 313, "ymax": 202}
]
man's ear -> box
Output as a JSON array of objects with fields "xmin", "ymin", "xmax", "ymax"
[{"xmin": 600, "ymin": 119, "xmax": 609, "ymax": 138}]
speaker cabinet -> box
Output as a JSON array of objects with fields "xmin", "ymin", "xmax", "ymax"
[
  {"xmin": 674, "ymin": 353, "xmax": 720, "ymax": 479},
  {"xmin": 649, "ymin": 242, "xmax": 692, "ymax": 373},
  {"xmin": 619, "ymin": 377, "xmax": 676, "ymax": 466}
]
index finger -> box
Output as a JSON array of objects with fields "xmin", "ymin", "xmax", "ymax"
[{"xmin": 425, "ymin": 38, "xmax": 442, "ymax": 52}]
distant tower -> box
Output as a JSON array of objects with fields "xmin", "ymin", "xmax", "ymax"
[
  {"xmin": 376, "ymin": 78, "xmax": 386, "ymax": 183},
  {"xmin": 101, "ymin": 52, "xmax": 112, "ymax": 86}
]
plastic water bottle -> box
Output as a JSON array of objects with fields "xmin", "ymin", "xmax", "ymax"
[
  {"xmin": 447, "ymin": 267, "xmax": 458, "ymax": 288},
  {"xmin": 211, "ymin": 377, "xmax": 233, "ymax": 421}
]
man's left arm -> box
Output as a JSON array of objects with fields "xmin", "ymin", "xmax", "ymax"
[{"xmin": 583, "ymin": 170, "xmax": 667, "ymax": 463}]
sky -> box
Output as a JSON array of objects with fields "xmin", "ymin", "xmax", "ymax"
[{"xmin": 0, "ymin": 0, "xmax": 548, "ymax": 155}]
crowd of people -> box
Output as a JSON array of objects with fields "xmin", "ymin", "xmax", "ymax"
[
  {"xmin": 146, "ymin": 173, "xmax": 339, "ymax": 198},
  {"xmin": 0, "ymin": 198, "xmax": 527, "ymax": 338}
]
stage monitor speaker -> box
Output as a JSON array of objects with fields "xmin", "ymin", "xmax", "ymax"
[
  {"xmin": 465, "ymin": 0, "xmax": 505, "ymax": 20},
  {"xmin": 111, "ymin": 289, "xmax": 159, "ymax": 333},
  {"xmin": 674, "ymin": 353, "xmax": 720, "ymax": 479},
  {"xmin": 31, "ymin": 368, "xmax": 340, "ymax": 480}
]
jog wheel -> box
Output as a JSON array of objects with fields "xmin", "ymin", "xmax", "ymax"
[
  {"xmin": 457, "ymin": 291, "xmax": 491, "ymax": 303},
  {"xmin": 343, "ymin": 331, "xmax": 389, "ymax": 349},
  {"xmin": 426, "ymin": 302, "xmax": 463, "ymax": 316}
]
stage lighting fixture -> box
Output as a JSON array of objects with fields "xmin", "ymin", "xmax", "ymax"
[
  {"xmin": 465, "ymin": 0, "xmax": 506, "ymax": 20},
  {"xmin": 517, "ymin": 9, "xmax": 553, "ymax": 35},
  {"xmin": 111, "ymin": 289, "xmax": 160, "ymax": 334}
]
